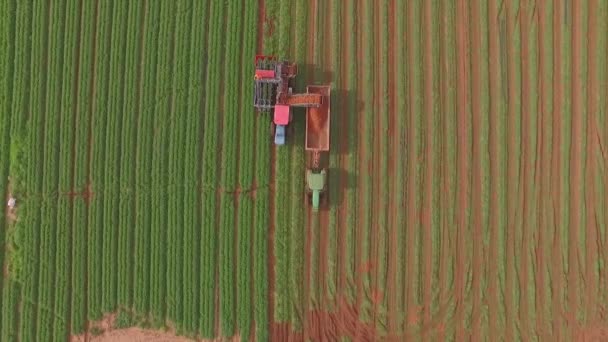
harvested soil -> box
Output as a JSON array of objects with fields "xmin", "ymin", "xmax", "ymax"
[{"xmin": 72, "ymin": 328, "xmax": 195, "ymax": 342}]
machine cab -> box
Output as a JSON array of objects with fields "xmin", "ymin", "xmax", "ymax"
[{"xmin": 274, "ymin": 125, "xmax": 286, "ymax": 145}]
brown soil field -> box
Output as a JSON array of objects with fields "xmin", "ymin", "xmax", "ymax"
[{"xmin": 264, "ymin": 0, "xmax": 608, "ymax": 340}]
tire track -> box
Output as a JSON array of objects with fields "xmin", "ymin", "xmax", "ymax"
[
  {"xmin": 487, "ymin": 0, "xmax": 503, "ymax": 337},
  {"xmin": 354, "ymin": 0, "xmax": 368, "ymax": 339},
  {"xmin": 455, "ymin": 0, "xmax": 471, "ymax": 339},
  {"xmin": 519, "ymin": 2, "xmax": 532, "ymax": 339},
  {"xmin": 437, "ymin": 0, "xmax": 456, "ymax": 339},
  {"xmin": 336, "ymin": 0, "xmax": 353, "ymax": 312},
  {"xmin": 568, "ymin": 0, "xmax": 583, "ymax": 328},
  {"xmin": 421, "ymin": 0, "xmax": 434, "ymax": 339},
  {"xmin": 370, "ymin": 0, "xmax": 385, "ymax": 335},
  {"xmin": 302, "ymin": 1, "xmax": 317, "ymax": 340},
  {"xmin": 585, "ymin": 0, "xmax": 600, "ymax": 323},
  {"xmin": 405, "ymin": 0, "xmax": 421, "ymax": 335},
  {"xmin": 318, "ymin": 0, "xmax": 330, "ymax": 327},
  {"xmin": 469, "ymin": 1, "xmax": 484, "ymax": 340},
  {"xmin": 505, "ymin": 1, "xmax": 520, "ymax": 340},
  {"xmin": 551, "ymin": 0, "xmax": 564, "ymax": 339},
  {"xmin": 386, "ymin": 0, "xmax": 398, "ymax": 336},
  {"xmin": 536, "ymin": 1, "xmax": 552, "ymax": 338}
]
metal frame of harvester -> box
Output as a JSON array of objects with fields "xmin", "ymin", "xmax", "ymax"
[{"xmin": 253, "ymin": 55, "xmax": 330, "ymax": 211}]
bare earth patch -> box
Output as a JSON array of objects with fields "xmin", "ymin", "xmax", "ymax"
[
  {"xmin": 73, "ymin": 328, "xmax": 196, "ymax": 342},
  {"xmin": 71, "ymin": 313, "xmax": 241, "ymax": 342},
  {"xmin": 5, "ymin": 177, "xmax": 17, "ymax": 224}
]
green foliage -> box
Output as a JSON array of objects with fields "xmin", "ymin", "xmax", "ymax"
[
  {"xmin": 0, "ymin": 0, "xmax": 267, "ymax": 341},
  {"xmin": 114, "ymin": 310, "xmax": 134, "ymax": 329},
  {"xmin": 90, "ymin": 327, "xmax": 103, "ymax": 336}
]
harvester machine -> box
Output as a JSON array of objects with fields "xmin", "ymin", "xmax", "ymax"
[
  {"xmin": 253, "ymin": 55, "xmax": 280, "ymax": 112},
  {"xmin": 304, "ymin": 85, "xmax": 331, "ymax": 212}
]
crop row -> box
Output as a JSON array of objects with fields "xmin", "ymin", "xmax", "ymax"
[
  {"xmin": 253, "ymin": 189, "xmax": 270, "ymax": 342},
  {"xmin": 391, "ymin": 0, "xmax": 406, "ymax": 314},
  {"xmin": 265, "ymin": 0, "xmax": 292, "ymax": 323},
  {"xmin": 149, "ymin": 0, "xmax": 176, "ymax": 321},
  {"xmin": 166, "ymin": 0, "xmax": 192, "ymax": 330},
  {"xmin": 88, "ymin": 0, "xmax": 113, "ymax": 322},
  {"xmin": 326, "ymin": 0, "xmax": 340, "ymax": 307},
  {"xmin": 52, "ymin": 0, "xmax": 82, "ymax": 339},
  {"xmin": 359, "ymin": 0, "xmax": 374, "ymax": 322},
  {"xmin": 17, "ymin": 0, "xmax": 44, "ymax": 340},
  {"xmin": 287, "ymin": 0, "xmax": 309, "ymax": 328},
  {"xmin": 344, "ymin": 0, "xmax": 358, "ymax": 302},
  {"xmin": 253, "ymin": 0, "xmax": 272, "ymax": 327},
  {"xmin": 68, "ymin": 0, "xmax": 96, "ymax": 332},
  {"xmin": 199, "ymin": 0, "xmax": 226, "ymax": 337},
  {"xmin": 406, "ymin": 0, "xmax": 424, "ymax": 320},
  {"xmin": 133, "ymin": 1, "xmax": 161, "ymax": 314},
  {"xmin": 1, "ymin": 280, "xmax": 19, "ymax": 341},
  {"xmin": 236, "ymin": 0, "xmax": 257, "ymax": 339},
  {"xmin": 180, "ymin": 0, "xmax": 208, "ymax": 334},
  {"xmin": 375, "ymin": 0, "xmax": 390, "ymax": 322},
  {"xmin": 0, "ymin": 0, "xmax": 13, "ymax": 285},
  {"xmin": 102, "ymin": 0, "xmax": 128, "ymax": 316},
  {"xmin": 217, "ymin": 0, "xmax": 246, "ymax": 336},
  {"xmin": 116, "ymin": 0, "xmax": 143, "ymax": 310},
  {"xmin": 36, "ymin": 0, "xmax": 68, "ymax": 339}
]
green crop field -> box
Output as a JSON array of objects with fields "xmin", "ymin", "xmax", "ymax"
[
  {"xmin": 0, "ymin": 0, "xmax": 270, "ymax": 341},
  {"xmin": 2, "ymin": 0, "xmax": 608, "ymax": 341}
]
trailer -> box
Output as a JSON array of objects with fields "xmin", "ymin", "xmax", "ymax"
[{"xmin": 305, "ymin": 85, "xmax": 331, "ymax": 211}]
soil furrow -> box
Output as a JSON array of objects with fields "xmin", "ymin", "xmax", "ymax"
[
  {"xmin": 584, "ymin": 0, "xmax": 599, "ymax": 322},
  {"xmin": 519, "ymin": 2, "xmax": 532, "ymax": 339},
  {"xmin": 487, "ymin": 0, "xmax": 502, "ymax": 337},
  {"xmin": 551, "ymin": 0, "xmax": 564, "ymax": 339},
  {"xmin": 353, "ymin": 0, "xmax": 369, "ymax": 340},
  {"xmin": 385, "ymin": 0, "xmax": 398, "ymax": 336},
  {"xmin": 302, "ymin": 1, "xmax": 317, "ymax": 340},
  {"xmin": 421, "ymin": 0, "xmax": 434, "ymax": 339},
  {"xmin": 455, "ymin": 0, "xmax": 471, "ymax": 339},
  {"xmin": 404, "ymin": 0, "xmax": 421, "ymax": 335},
  {"xmin": 436, "ymin": 0, "xmax": 456, "ymax": 339},
  {"xmin": 568, "ymin": 0, "xmax": 583, "ymax": 328},
  {"xmin": 369, "ymin": 0, "xmax": 383, "ymax": 335},
  {"xmin": 469, "ymin": 0, "xmax": 488, "ymax": 339},
  {"xmin": 505, "ymin": 1, "xmax": 520, "ymax": 340},
  {"xmin": 535, "ymin": 0, "xmax": 551, "ymax": 338}
]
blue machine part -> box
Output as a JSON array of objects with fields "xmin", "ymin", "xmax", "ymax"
[{"xmin": 274, "ymin": 124, "xmax": 286, "ymax": 145}]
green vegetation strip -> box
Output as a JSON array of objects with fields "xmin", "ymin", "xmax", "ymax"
[
  {"xmin": 181, "ymin": 0, "xmax": 208, "ymax": 334},
  {"xmin": 134, "ymin": 0, "xmax": 161, "ymax": 315},
  {"xmin": 37, "ymin": 0, "xmax": 67, "ymax": 339}
]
